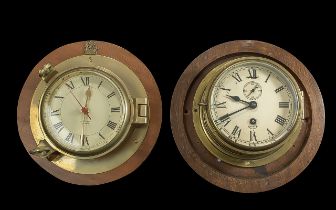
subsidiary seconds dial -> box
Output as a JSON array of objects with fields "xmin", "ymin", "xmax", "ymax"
[{"xmin": 209, "ymin": 57, "xmax": 299, "ymax": 149}]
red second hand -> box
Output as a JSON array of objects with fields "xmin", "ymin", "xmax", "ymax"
[{"xmin": 69, "ymin": 90, "xmax": 91, "ymax": 120}]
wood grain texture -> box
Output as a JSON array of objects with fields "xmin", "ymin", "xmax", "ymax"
[
  {"xmin": 17, "ymin": 41, "xmax": 162, "ymax": 185},
  {"xmin": 170, "ymin": 40, "xmax": 325, "ymax": 193}
]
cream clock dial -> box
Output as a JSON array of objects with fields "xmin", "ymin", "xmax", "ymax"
[
  {"xmin": 17, "ymin": 41, "xmax": 162, "ymax": 185},
  {"xmin": 209, "ymin": 58, "xmax": 299, "ymax": 149},
  {"xmin": 41, "ymin": 70, "xmax": 129, "ymax": 157}
]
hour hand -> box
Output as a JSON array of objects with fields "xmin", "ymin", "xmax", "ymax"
[
  {"xmin": 85, "ymin": 86, "xmax": 91, "ymax": 107},
  {"xmin": 225, "ymin": 95, "xmax": 258, "ymax": 110},
  {"xmin": 226, "ymin": 95, "xmax": 250, "ymax": 104}
]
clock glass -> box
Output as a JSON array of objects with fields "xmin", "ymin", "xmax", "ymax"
[
  {"xmin": 208, "ymin": 57, "xmax": 300, "ymax": 149},
  {"xmin": 40, "ymin": 68, "xmax": 129, "ymax": 158}
]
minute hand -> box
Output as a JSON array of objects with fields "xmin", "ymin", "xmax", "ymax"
[
  {"xmin": 218, "ymin": 106, "xmax": 250, "ymax": 121},
  {"xmin": 218, "ymin": 100, "xmax": 257, "ymax": 121}
]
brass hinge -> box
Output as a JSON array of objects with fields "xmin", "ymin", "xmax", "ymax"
[
  {"xmin": 29, "ymin": 140, "xmax": 56, "ymax": 160},
  {"xmin": 133, "ymin": 98, "xmax": 149, "ymax": 124},
  {"xmin": 38, "ymin": 63, "xmax": 56, "ymax": 82}
]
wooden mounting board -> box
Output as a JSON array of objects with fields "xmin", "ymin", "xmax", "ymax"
[
  {"xmin": 170, "ymin": 40, "xmax": 324, "ymax": 193},
  {"xmin": 17, "ymin": 41, "xmax": 162, "ymax": 185}
]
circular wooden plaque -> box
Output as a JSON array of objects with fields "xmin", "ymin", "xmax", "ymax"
[
  {"xmin": 17, "ymin": 41, "xmax": 162, "ymax": 185},
  {"xmin": 170, "ymin": 40, "xmax": 324, "ymax": 193}
]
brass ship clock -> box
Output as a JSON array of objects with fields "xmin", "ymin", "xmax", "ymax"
[
  {"xmin": 171, "ymin": 40, "xmax": 324, "ymax": 192},
  {"xmin": 17, "ymin": 41, "xmax": 162, "ymax": 185}
]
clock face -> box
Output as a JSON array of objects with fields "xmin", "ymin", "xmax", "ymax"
[
  {"xmin": 40, "ymin": 69, "xmax": 129, "ymax": 157},
  {"xmin": 208, "ymin": 58, "xmax": 299, "ymax": 149}
]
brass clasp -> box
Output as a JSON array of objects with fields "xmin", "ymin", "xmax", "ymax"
[{"xmin": 133, "ymin": 98, "xmax": 148, "ymax": 124}]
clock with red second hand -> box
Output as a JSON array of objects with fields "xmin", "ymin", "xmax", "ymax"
[
  {"xmin": 38, "ymin": 68, "xmax": 130, "ymax": 158},
  {"xmin": 17, "ymin": 41, "xmax": 162, "ymax": 185}
]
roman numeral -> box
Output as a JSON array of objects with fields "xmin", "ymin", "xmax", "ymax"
[
  {"xmin": 81, "ymin": 135, "xmax": 89, "ymax": 146},
  {"xmin": 65, "ymin": 133, "xmax": 74, "ymax": 143},
  {"xmin": 111, "ymin": 107, "xmax": 121, "ymax": 112},
  {"xmin": 231, "ymin": 125, "xmax": 241, "ymax": 137},
  {"xmin": 99, "ymin": 133, "xmax": 105, "ymax": 140},
  {"xmin": 279, "ymin": 102, "xmax": 289, "ymax": 108},
  {"xmin": 224, "ymin": 120, "xmax": 231, "ymax": 127},
  {"xmin": 53, "ymin": 122, "xmax": 64, "ymax": 133},
  {"xmin": 275, "ymin": 115, "xmax": 286, "ymax": 126},
  {"xmin": 107, "ymin": 121, "xmax": 117, "ymax": 130},
  {"xmin": 247, "ymin": 68, "xmax": 258, "ymax": 79},
  {"xmin": 81, "ymin": 77, "xmax": 89, "ymax": 86},
  {"xmin": 265, "ymin": 73, "xmax": 271, "ymax": 83},
  {"xmin": 267, "ymin": 128, "xmax": 274, "ymax": 136},
  {"xmin": 232, "ymin": 73, "xmax": 242, "ymax": 82},
  {"xmin": 107, "ymin": 92, "xmax": 116, "ymax": 99},
  {"xmin": 65, "ymin": 81, "xmax": 75, "ymax": 89},
  {"xmin": 98, "ymin": 81, "xmax": 103, "ymax": 88},
  {"xmin": 219, "ymin": 87, "xmax": 231, "ymax": 91},
  {"xmin": 250, "ymin": 130, "xmax": 257, "ymax": 141},
  {"xmin": 54, "ymin": 96, "xmax": 64, "ymax": 99},
  {"xmin": 214, "ymin": 102, "xmax": 226, "ymax": 108},
  {"xmin": 275, "ymin": 86, "xmax": 285, "ymax": 93},
  {"xmin": 51, "ymin": 109, "xmax": 60, "ymax": 116}
]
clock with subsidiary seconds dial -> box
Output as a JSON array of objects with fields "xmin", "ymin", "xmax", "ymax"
[
  {"xmin": 209, "ymin": 57, "xmax": 299, "ymax": 149},
  {"xmin": 17, "ymin": 41, "xmax": 162, "ymax": 185},
  {"xmin": 171, "ymin": 40, "xmax": 324, "ymax": 192}
]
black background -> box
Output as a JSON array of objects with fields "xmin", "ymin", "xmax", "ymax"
[{"xmin": 7, "ymin": 4, "xmax": 336, "ymax": 208}]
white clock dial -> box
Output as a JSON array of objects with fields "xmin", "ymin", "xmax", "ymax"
[
  {"xmin": 40, "ymin": 69, "xmax": 129, "ymax": 156},
  {"xmin": 209, "ymin": 58, "xmax": 299, "ymax": 148}
]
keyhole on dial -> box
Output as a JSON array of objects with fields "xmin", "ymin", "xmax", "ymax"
[{"xmin": 250, "ymin": 118, "xmax": 257, "ymax": 125}]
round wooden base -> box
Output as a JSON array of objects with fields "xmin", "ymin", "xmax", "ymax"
[{"xmin": 17, "ymin": 41, "xmax": 162, "ymax": 185}]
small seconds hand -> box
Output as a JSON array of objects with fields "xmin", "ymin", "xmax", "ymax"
[{"xmin": 247, "ymin": 85, "xmax": 259, "ymax": 97}]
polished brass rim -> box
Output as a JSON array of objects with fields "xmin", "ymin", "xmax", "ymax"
[
  {"xmin": 30, "ymin": 54, "xmax": 150, "ymax": 174},
  {"xmin": 37, "ymin": 67, "xmax": 132, "ymax": 158}
]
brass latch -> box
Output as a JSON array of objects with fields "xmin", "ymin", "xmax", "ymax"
[
  {"xmin": 133, "ymin": 98, "xmax": 149, "ymax": 124},
  {"xmin": 300, "ymin": 90, "xmax": 305, "ymax": 120}
]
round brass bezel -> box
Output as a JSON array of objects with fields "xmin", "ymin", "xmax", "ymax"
[
  {"xmin": 34, "ymin": 65, "xmax": 132, "ymax": 159},
  {"xmin": 192, "ymin": 56, "xmax": 303, "ymax": 167}
]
